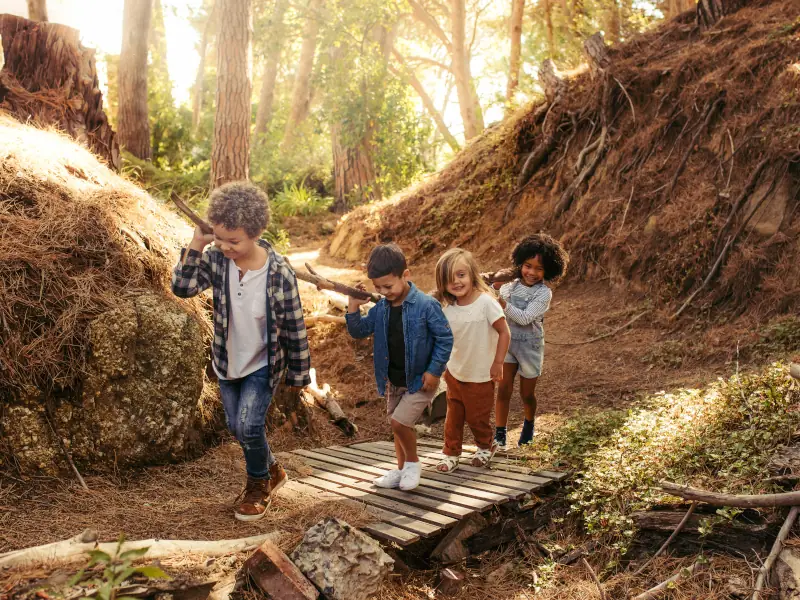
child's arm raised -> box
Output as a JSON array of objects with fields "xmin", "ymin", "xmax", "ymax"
[
  {"xmin": 503, "ymin": 286, "xmax": 553, "ymax": 326},
  {"xmin": 281, "ymin": 269, "xmax": 312, "ymax": 388},
  {"xmin": 171, "ymin": 225, "xmax": 214, "ymax": 298},
  {"xmin": 345, "ymin": 286, "xmax": 378, "ymax": 339},
  {"xmin": 422, "ymin": 301, "xmax": 454, "ymax": 391}
]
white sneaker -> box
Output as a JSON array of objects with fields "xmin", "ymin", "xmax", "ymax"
[
  {"xmin": 374, "ymin": 469, "xmax": 402, "ymax": 488},
  {"xmin": 399, "ymin": 462, "xmax": 422, "ymax": 491}
]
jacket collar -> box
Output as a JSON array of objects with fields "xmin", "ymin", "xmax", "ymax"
[{"xmin": 404, "ymin": 281, "xmax": 419, "ymax": 304}]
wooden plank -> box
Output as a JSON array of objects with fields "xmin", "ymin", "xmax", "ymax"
[
  {"xmin": 297, "ymin": 465, "xmax": 476, "ymax": 519},
  {"xmin": 353, "ymin": 443, "xmax": 552, "ymax": 486},
  {"xmin": 533, "ymin": 469, "xmax": 569, "ymax": 482},
  {"xmin": 300, "ymin": 475, "xmax": 456, "ymax": 528},
  {"xmin": 415, "ymin": 439, "xmax": 528, "ymax": 465},
  {"xmin": 295, "ymin": 453, "xmax": 494, "ymax": 510},
  {"xmin": 284, "ymin": 479, "xmax": 439, "ymax": 539},
  {"xmin": 371, "ymin": 440, "xmax": 535, "ymax": 473},
  {"xmin": 361, "ymin": 522, "xmax": 420, "ymax": 545},
  {"xmin": 339, "ymin": 445, "xmax": 542, "ymax": 492},
  {"xmin": 314, "ymin": 447, "xmax": 515, "ymax": 501}
]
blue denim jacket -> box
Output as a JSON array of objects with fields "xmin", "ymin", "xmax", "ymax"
[{"xmin": 345, "ymin": 282, "xmax": 453, "ymax": 396}]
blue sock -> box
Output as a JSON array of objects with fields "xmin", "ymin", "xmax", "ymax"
[
  {"xmin": 518, "ymin": 419, "xmax": 535, "ymax": 445},
  {"xmin": 494, "ymin": 426, "xmax": 507, "ymax": 446}
]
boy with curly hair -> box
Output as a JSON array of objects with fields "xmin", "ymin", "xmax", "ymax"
[
  {"xmin": 171, "ymin": 181, "xmax": 310, "ymax": 521},
  {"xmin": 494, "ymin": 233, "xmax": 569, "ymax": 449}
]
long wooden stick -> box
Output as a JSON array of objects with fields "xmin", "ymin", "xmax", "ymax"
[
  {"xmin": 752, "ymin": 506, "xmax": 800, "ymax": 600},
  {"xmin": 169, "ymin": 195, "xmax": 380, "ymax": 302},
  {"xmin": 661, "ymin": 482, "xmax": 800, "ymax": 508},
  {"xmin": 0, "ymin": 532, "xmax": 280, "ymax": 568},
  {"xmin": 581, "ymin": 557, "xmax": 607, "ymax": 600},
  {"xmin": 44, "ymin": 410, "xmax": 89, "ymax": 491},
  {"xmin": 633, "ymin": 502, "xmax": 697, "ymax": 576},
  {"xmin": 633, "ymin": 556, "xmax": 705, "ymax": 600}
]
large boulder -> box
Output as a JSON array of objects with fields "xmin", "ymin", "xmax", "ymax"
[{"xmin": 1, "ymin": 294, "xmax": 208, "ymax": 473}]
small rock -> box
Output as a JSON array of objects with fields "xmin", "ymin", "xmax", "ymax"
[
  {"xmin": 290, "ymin": 518, "xmax": 393, "ymax": 600},
  {"xmin": 431, "ymin": 513, "xmax": 488, "ymax": 564},
  {"xmin": 436, "ymin": 568, "xmax": 465, "ymax": 597},
  {"xmin": 486, "ymin": 561, "xmax": 515, "ymax": 584}
]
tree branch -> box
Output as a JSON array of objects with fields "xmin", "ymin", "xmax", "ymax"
[
  {"xmin": 661, "ymin": 481, "xmax": 800, "ymax": 507},
  {"xmin": 404, "ymin": 55, "xmax": 452, "ymax": 72},
  {"xmin": 408, "ymin": 0, "xmax": 452, "ymax": 52}
]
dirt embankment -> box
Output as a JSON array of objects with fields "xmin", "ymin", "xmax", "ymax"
[{"xmin": 331, "ymin": 0, "xmax": 800, "ymax": 321}]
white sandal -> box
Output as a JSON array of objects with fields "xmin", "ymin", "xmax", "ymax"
[
  {"xmin": 436, "ymin": 455, "xmax": 460, "ymax": 473},
  {"xmin": 471, "ymin": 443, "xmax": 498, "ymax": 467}
]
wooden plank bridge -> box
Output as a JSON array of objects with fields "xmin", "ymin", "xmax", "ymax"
[{"xmin": 287, "ymin": 438, "xmax": 566, "ymax": 546}]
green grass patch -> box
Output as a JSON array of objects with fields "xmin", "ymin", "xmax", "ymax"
[{"xmin": 526, "ymin": 364, "xmax": 798, "ymax": 548}]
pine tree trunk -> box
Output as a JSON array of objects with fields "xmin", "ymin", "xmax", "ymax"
[
  {"xmin": 0, "ymin": 15, "xmax": 120, "ymax": 169},
  {"xmin": 26, "ymin": 0, "xmax": 48, "ymax": 21},
  {"xmin": 192, "ymin": 1, "xmax": 216, "ymax": 132},
  {"xmin": 606, "ymin": 0, "xmax": 621, "ymax": 43},
  {"xmin": 117, "ymin": 0, "xmax": 152, "ymax": 160},
  {"xmin": 450, "ymin": 0, "xmax": 483, "ymax": 140},
  {"xmin": 543, "ymin": 0, "xmax": 555, "ymax": 56},
  {"xmin": 282, "ymin": 0, "xmax": 322, "ymax": 148},
  {"xmin": 210, "ymin": 0, "xmax": 252, "ymax": 187},
  {"xmin": 506, "ymin": 0, "xmax": 525, "ymax": 108},
  {"xmin": 331, "ymin": 123, "xmax": 377, "ymax": 212},
  {"xmin": 254, "ymin": 0, "xmax": 287, "ymax": 142}
]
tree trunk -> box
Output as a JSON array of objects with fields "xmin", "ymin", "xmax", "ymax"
[
  {"xmin": 0, "ymin": 15, "xmax": 120, "ymax": 169},
  {"xmin": 117, "ymin": 0, "xmax": 152, "ymax": 160},
  {"xmin": 543, "ymin": 0, "xmax": 555, "ymax": 56},
  {"xmin": 506, "ymin": 0, "xmax": 525, "ymax": 108},
  {"xmin": 192, "ymin": 1, "xmax": 216, "ymax": 132},
  {"xmin": 330, "ymin": 125, "xmax": 377, "ymax": 212},
  {"xmin": 450, "ymin": 0, "xmax": 483, "ymax": 140},
  {"xmin": 210, "ymin": 0, "xmax": 252, "ymax": 187},
  {"xmin": 282, "ymin": 0, "xmax": 322, "ymax": 148},
  {"xmin": 26, "ymin": 0, "xmax": 48, "ymax": 21},
  {"xmin": 254, "ymin": 0, "xmax": 287, "ymax": 141},
  {"xmin": 696, "ymin": 0, "xmax": 747, "ymax": 29},
  {"xmin": 389, "ymin": 52, "xmax": 460, "ymax": 152},
  {"xmin": 606, "ymin": 0, "xmax": 621, "ymax": 44}
]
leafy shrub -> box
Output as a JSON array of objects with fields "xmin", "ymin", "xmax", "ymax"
[{"xmin": 271, "ymin": 181, "xmax": 332, "ymax": 218}]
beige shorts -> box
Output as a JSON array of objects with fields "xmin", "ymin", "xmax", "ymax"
[{"xmin": 386, "ymin": 382, "xmax": 436, "ymax": 428}]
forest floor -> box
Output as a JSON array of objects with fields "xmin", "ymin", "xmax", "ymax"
[{"xmin": 3, "ymin": 227, "xmax": 798, "ymax": 598}]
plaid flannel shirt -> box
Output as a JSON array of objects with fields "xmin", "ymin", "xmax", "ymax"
[{"xmin": 171, "ymin": 240, "xmax": 311, "ymax": 390}]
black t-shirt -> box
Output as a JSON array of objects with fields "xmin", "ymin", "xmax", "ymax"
[{"xmin": 387, "ymin": 305, "xmax": 406, "ymax": 388}]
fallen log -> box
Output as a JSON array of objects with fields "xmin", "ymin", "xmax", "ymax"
[
  {"xmin": 660, "ymin": 481, "xmax": 800, "ymax": 508},
  {"xmin": 305, "ymin": 368, "xmax": 357, "ymax": 436},
  {"xmin": 633, "ymin": 503, "xmax": 697, "ymax": 576},
  {"xmin": 0, "ymin": 531, "xmax": 281, "ymax": 569},
  {"xmin": 167, "ymin": 197, "xmax": 380, "ymax": 303}
]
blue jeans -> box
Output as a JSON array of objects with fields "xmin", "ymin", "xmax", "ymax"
[{"xmin": 218, "ymin": 365, "xmax": 275, "ymax": 479}]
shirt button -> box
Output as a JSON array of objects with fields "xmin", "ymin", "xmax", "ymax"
[{"xmin": 237, "ymin": 292, "xmax": 242, "ymax": 297}]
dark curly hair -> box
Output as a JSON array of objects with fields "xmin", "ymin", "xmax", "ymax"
[
  {"xmin": 511, "ymin": 233, "xmax": 569, "ymax": 283},
  {"xmin": 207, "ymin": 181, "xmax": 270, "ymax": 238}
]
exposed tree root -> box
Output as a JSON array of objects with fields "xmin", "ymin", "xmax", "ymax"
[{"xmin": 714, "ymin": 156, "xmax": 771, "ymax": 250}]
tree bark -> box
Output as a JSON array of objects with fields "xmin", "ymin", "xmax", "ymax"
[
  {"xmin": 331, "ymin": 122, "xmax": 377, "ymax": 211},
  {"xmin": 192, "ymin": 1, "xmax": 216, "ymax": 132},
  {"xmin": 543, "ymin": 0, "xmax": 555, "ymax": 56},
  {"xmin": 26, "ymin": 0, "xmax": 48, "ymax": 21},
  {"xmin": 0, "ymin": 15, "xmax": 120, "ymax": 169},
  {"xmin": 389, "ymin": 52, "xmax": 460, "ymax": 152},
  {"xmin": 506, "ymin": 0, "xmax": 525, "ymax": 108},
  {"xmin": 210, "ymin": 0, "xmax": 252, "ymax": 187},
  {"xmin": 450, "ymin": 0, "xmax": 483, "ymax": 140},
  {"xmin": 606, "ymin": 0, "xmax": 621, "ymax": 44},
  {"xmin": 254, "ymin": 0, "xmax": 287, "ymax": 141},
  {"xmin": 282, "ymin": 0, "xmax": 322, "ymax": 148},
  {"xmin": 696, "ymin": 0, "xmax": 746, "ymax": 29},
  {"xmin": 117, "ymin": 0, "xmax": 152, "ymax": 160}
]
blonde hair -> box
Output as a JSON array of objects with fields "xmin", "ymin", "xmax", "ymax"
[{"xmin": 435, "ymin": 248, "xmax": 493, "ymax": 305}]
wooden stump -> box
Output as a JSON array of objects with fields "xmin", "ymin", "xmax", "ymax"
[
  {"xmin": 0, "ymin": 15, "xmax": 120, "ymax": 169},
  {"xmin": 696, "ymin": 0, "xmax": 747, "ymax": 29},
  {"xmin": 539, "ymin": 59, "xmax": 564, "ymax": 103},
  {"xmin": 584, "ymin": 32, "xmax": 611, "ymax": 73}
]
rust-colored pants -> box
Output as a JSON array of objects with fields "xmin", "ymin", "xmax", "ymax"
[{"xmin": 443, "ymin": 370, "xmax": 495, "ymax": 457}]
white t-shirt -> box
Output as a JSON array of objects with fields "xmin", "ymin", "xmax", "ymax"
[
  {"xmin": 214, "ymin": 257, "xmax": 270, "ymax": 380},
  {"xmin": 443, "ymin": 292, "xmax": 505, "ymax": 383}
]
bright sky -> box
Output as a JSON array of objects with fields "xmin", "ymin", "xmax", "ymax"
[{"xmin": 0, "ymin": 0, "xmax": 202, "ymax": 105}]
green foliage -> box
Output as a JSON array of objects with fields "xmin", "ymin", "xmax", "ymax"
[
  {"xmin": 527, "ymin": 364, "xmax": 798, "ymax": 550},
  {"xmin": 757, "ymin": 317, "xmax": 800, "ymax": 353},
  {"xmin": 69, "ymin": 535, "xmax": 170, "ymax": 600},
  {"xmin": 272, "ymin": 181, "xmax": 332, "ymax": 217}
]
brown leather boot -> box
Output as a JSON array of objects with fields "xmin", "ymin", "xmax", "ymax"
[
  {"xmin": 234, "ymin": 476, "xmax": 271, "ymax": 522},
  {"xmin": 269, "ymin": 462, "xmax": 288, "ymax": 494}
]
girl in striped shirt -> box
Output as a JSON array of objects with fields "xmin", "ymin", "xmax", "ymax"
[{"xmin": 494, "ymin": 234, "xmax": 569, "ymax": 449}]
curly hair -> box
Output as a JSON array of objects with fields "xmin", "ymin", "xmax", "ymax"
[
  {"xmin": 207, "ymin": 182, "xmax": 270, "ymax": 239},
  {"xmin": 511, "ymin": 233, "xmax": 569, "ymax": 283}
]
